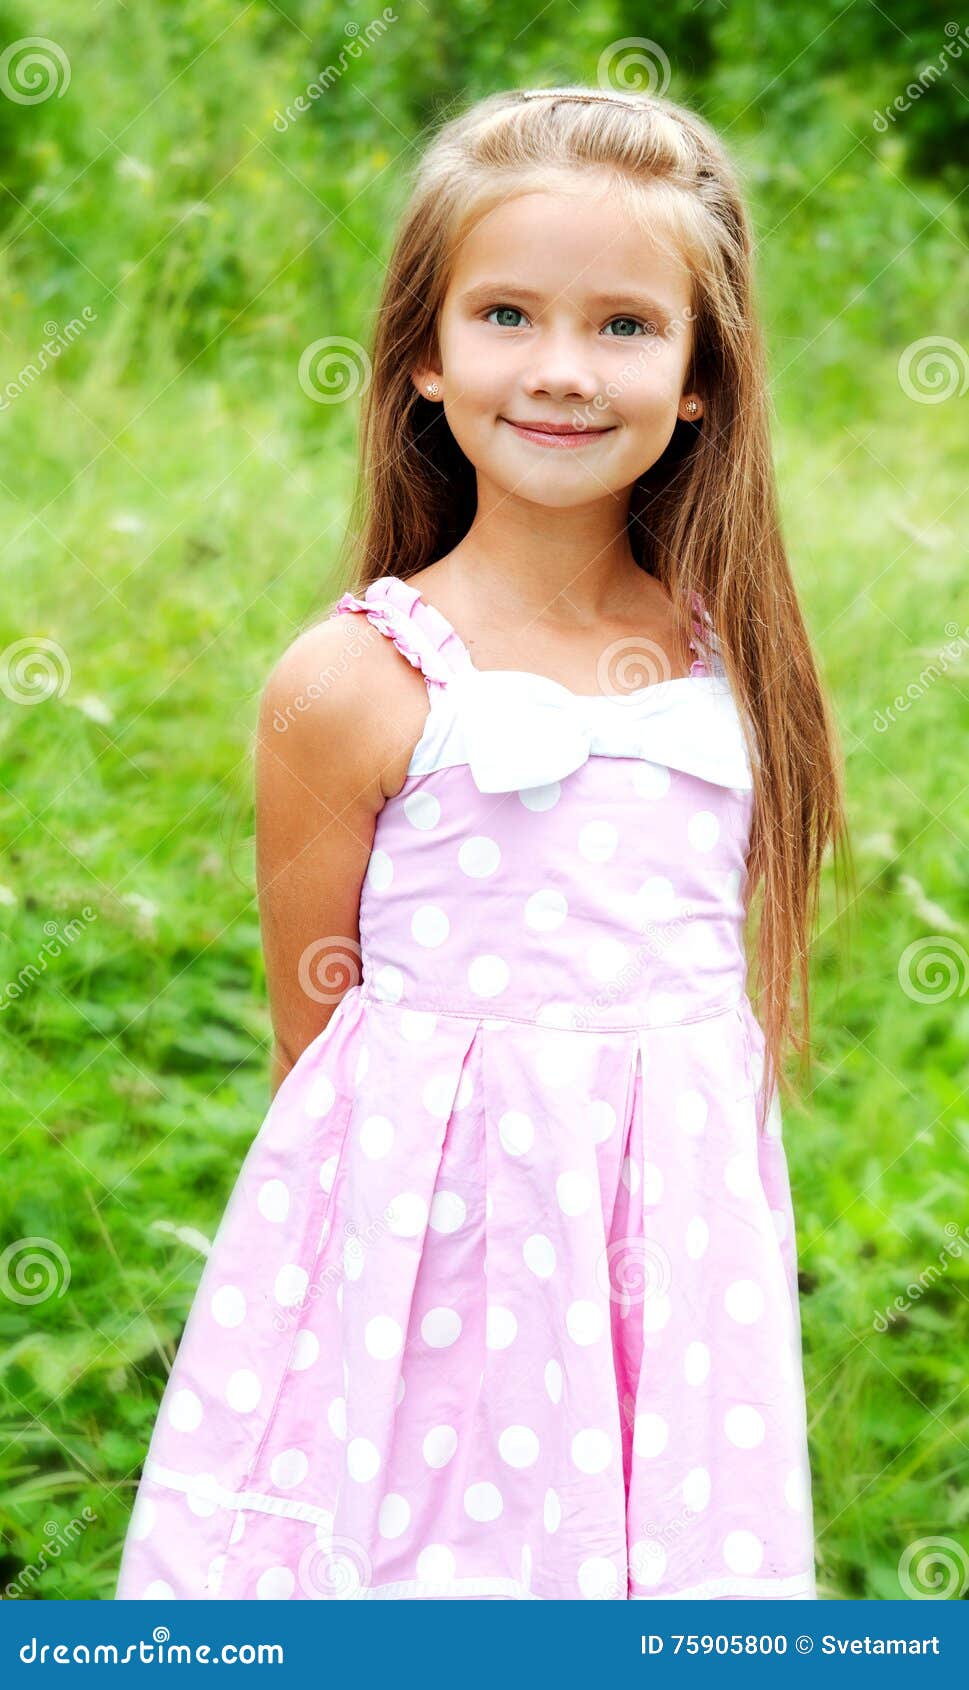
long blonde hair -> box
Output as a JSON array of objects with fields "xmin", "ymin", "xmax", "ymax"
[{"xmin": 333, "ymin": 84, "xmax": 853, "ymax": 1128}]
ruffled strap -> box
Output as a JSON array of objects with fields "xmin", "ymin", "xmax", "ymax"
[
  {"xmin": 330, "ymin": 575, "xmax": 473, "ymax": 689},
  {"xmin": 689, "ymin": 589, "xmax": 725, "ymax": 679}
]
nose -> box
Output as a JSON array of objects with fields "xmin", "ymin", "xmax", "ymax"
[{"xmin": 522, "ymin": 329, "xmax": 600, "ymax": 405}]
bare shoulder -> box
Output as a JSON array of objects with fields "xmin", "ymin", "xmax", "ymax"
[{"xmin": 257, "ymin": 610, "xmax": 430, "ymax": 803}]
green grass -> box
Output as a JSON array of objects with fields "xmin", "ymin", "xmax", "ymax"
[{"xmin": 1, "ymin": 0, "xmax": 968, "ymax": 1601}]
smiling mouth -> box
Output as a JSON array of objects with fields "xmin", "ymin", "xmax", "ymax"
[{"xmin": 501, "ymin": 418, "xmax": 615, "ymax": 448}]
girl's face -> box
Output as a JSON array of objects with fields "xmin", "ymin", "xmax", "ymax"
[{"xmin": 416, "ymin": 180, "xmax": 703, "ymax": 511}]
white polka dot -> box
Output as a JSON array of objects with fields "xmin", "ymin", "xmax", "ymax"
[
  {"xmin": 499, "ymin": 1110, "xmax": 534, "ymax": 1156},
  {"xmin": 226, "ymin": 1370, "xmax": 261, "ymax": 1413},
  {"xmin": 257, "ymin": 1564, "xmax": 295, "ymax": 1599},
  {"xmin": 304, "ymin": 1072, "xmax": 336, "ymax": 1118},
  {"xmin": 523, "ymin": 1234, "xmax": 557, "ymax": 1279},
  {"xmin": 525, "ymin": 888, "xmax": 568, "ymax": 931},
  {"xmin": 685, "ymin": 1216, "xmax": 709, "ymax": 1258},
  {"xmin": 346, "ymin": 1437, "xmax": 380, "ymax": 1482},
  {"xmin": 544, "ymin": 1487, "xmax": 562, "ymax": 1533},
  {"xmin": 579, "ymin": 820, "xmax": 618, "ymax": 863},
  {"xmin": 688, "ymin": 810, "xmax": 720, "ymax": 852},
  {"xmin": 486, "ymin": 1305, "xmax": 518, "ymax": 1349},
  {"xmin": 257, "ymin": 1179, "xmax": 290, "ymax": 1222},
  {"xmin": 274, "ymin": 1264, "xmax": 308, "ymax": 1307},
  {"xmin": 632, "ymin": 760, "xmax": 671, "ymax": 799},
  {"xmin": 422, "ymin": 1073, "xmax": 459, "ymax": 1118},
  {"xmin": 675, "ymin": 1090, "xmax": 708, "ymax": 1136},
  {"xmin": 399, "ymin": 1008, "xmax": 437, "ymax": 1041},
  {"xmin": 365, "ymin": 1314, "xmax": 403, "ymax": 1360},
  {"xmin": 455, "ymin": 1067, "xmax": 474, "ymax": 1110},
  {"xmin": 211, "ymin": 1285, "xmax": 246, "ymax": 1328},
  {"xmin": 468, "ymin": 955, "xmax": 510, "ymax": 997},
  {"xmin": 642, "ymin": 1162, "xmax": 664, "ymax": 1206},
  {"xmin": 635, "ymin": 875, "xmax": 677, "ymax": 922},
  {"xmin": 587, "ymin": 936, "xmax": 629, "ymax": 981},
  {"xmin": 556, "ymin": 1170, "xmax": 593, "ymax": 1215},
  {"xmin": 589, "ymin": 1100, "xmax": 617, "ymax": 1142},
  {"xmin": 167, "ymin": 1388, "xmax": 203, "ymax": 1432},
  {"xmin": 498, "ymin": 1425, "xmax": 540, "ymax": 1468},
  {"xmin": 429, "ymin": 1190, "xmax": 467, "ymax": 1233},
  {"xmin": 143, "ymin": 1579, "xmax": 174, "ymax": 1597},
  {"xmin": 207, "ymin": 1555, "xmax": 226, "ymax": 1595},
  {"xmin": 724, "ymin": 1404, "xmax": 766, "ymax": 1448},
  {"xmin": 723, "ymin": 1529, "xmax": 763, "ymax": 1573},
  {"xmin": 359, "ymin": 1115, "xmax": 394, "ymax": 1159},
  {"xmin": 630, "ymin": 1538, "xmax": 666, "ymax": 1588},
  {"xmin": 725, "ymin": 1279, "xmax": 765, "ymax": 1323},
  {"xmin": 229, "ymin": 1513, "xmax": 246, "ymax": 1545},
  {"xmin": 518, "ymin": 782, "xmax": 560, "ymax": 811},
  {"xmin": 459, "ymin": 836, "xmax": 501, "ymax": 877},
  {"xmin": 633, "ymin": 1412, "xmax": 668, "ymax": 1458},
  {"xmin": 578, "ymin": 1556, "xmax": 619, "ymax": 1598},
  {"xmin": 416, "ymin": 1544, "xmax": 455, "ymax": 1583},
  {"xmin": 621, "ymin": 1155, "xmax": 640, "ymax": 1196},
  {"xmin": 421, "ymin": 1306, "xmax": 462, "ymax": 1347},
  {"xmin": 544, "ymin": 1359, "xmax": 563, "ymax": 1404},
  {"xmin": 365, "ymin": 847, "xmax": 393, "ymax": 891},
  {"xmin": 684, "ymin": 1340, "xmax": 710, "ymax": 1385},
  {"xmin": 386, "ymin": 1192, "xmax": 428, "ymax": 1237},
  {"xmin": 290, "ymin": 1329, "xmax": 319, "ymax": 1371},
  {"xmin": 785, "ymin": 1465, "xmax": 808, "ymax": 1512},
  {"xmin": 683, "ymin": 1466, "xmax": 711, "ymax": 1512},
  {"xmin": 403, "ymin": 791, "xmax": 440, "ymax": 830},
  {"xmin": 464, "ymin": 1480, "xmax": 503, "ymax": 1521},
  {"xmin": 566, "ymin": 1299, "xmax": 604, "ymax": 1345},
  {"xmin": 724, "ymin": 1151, "xmax": 758, "ymax": 1197},
  {"xmin": 130, "ymin": 1494, "xmax": 156, "ymax": 1540},
  {"xmin": 571, "ymin": 1427, "xmax": 612, "ymax": 1474},
  {"xmin": 271, "ymin": 1448, "xmax": 308, "ymax": 1489},
  {"xmin": 319, "ymin": 1154, "xmax": 339, "ymax": 1193},
  {"xmin": 327, "ymin": 1396, "xmax": 347, "ymax": 1440},
  {"xmin": 378, "ymin": 1493, "xmax": 411, "ymax": 1538},
  {"xmin": 423, "ymin": 1424, "xmax": 458, "ymax": 1468},
  {"xmin": 411, "ymin": 904, "xmax": 450, "ymax": 947},
  {"xmin": 373, "ymin": 964, "xmax": 404, "ymax": 1003}
]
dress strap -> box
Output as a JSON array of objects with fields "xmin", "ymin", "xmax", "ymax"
[
  {"xmin": 330, "ymin": 575, "xmax": 474, "ymax": 689},
  {"xmin": 688, "ymin": 589, "xmax": 725, "ymax": 679}
]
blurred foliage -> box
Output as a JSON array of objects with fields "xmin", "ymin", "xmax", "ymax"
[{"xmin": 0, "ymin": 0, "xmax": 967, "ymax": 1603}]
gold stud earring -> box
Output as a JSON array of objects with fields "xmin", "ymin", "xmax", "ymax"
[
  {"xmin": 425, "ymin": 381, "xmax": 441, "ymax": 399},
  {"xmin": 685, "ymin": 399, "xmax": 699, "ymax": 416}
]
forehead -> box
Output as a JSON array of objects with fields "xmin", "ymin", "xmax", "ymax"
[{"xmin": 446, "ymin": 174, "xmax": 693, "ymax": 305}]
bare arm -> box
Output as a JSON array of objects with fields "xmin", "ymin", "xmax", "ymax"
[{"xmin": 254, "ymin": 613, "xmax": 428, "ymax": 1097}]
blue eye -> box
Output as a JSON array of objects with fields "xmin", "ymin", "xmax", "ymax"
[
  {"xmin": 485, "ymin": 306, "xmax": 527, "ymax": 328},
  {"xmin": 603, "ymin": 316, "xmax": 655, "ymax": 337}
]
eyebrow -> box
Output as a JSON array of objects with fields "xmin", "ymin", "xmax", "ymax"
[{"xmin": 458, "ymin": 282, "xmax": 679, "ymax": 319}]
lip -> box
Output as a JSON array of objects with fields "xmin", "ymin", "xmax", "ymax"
[{"xmin": 501, "ymin": 418, "xmax": 615, "ymax": 449}]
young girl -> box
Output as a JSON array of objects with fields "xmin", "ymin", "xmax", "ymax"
[{"xmin": 116, "ymin": 84, "xmax": 848, "ymax": 1602}]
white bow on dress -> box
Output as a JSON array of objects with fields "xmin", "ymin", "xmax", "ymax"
[{"xmin": 450, "ymin": 669, "xmax": 756, "ymax": 795}]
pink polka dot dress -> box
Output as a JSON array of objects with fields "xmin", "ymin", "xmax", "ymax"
[{"xmin": 116, "ymin": 574, "xmax": 817, "ymax": 1602}]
